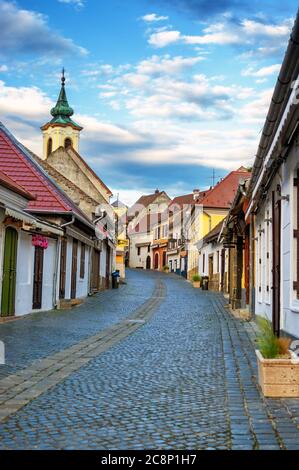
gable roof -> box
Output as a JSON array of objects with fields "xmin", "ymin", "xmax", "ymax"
[
  {"xmin": 132, "ymin": 190, "xmax": 170, "ymax": 209},
  {"xmin": 198, "ymin": 167, "xmax": 251, "ymax": 209},
  {"xmin": 0, "ymin": 122, "xmax": 92, "ymax": 224},
  {"xmin": 170, "ymin": 190, "xmax": 210, "ymax": 208},
  {"xmin": 0, "ymin": 170, "xmax": 35, "ymax": 200}
]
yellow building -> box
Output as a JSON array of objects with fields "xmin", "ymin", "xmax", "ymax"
[
  {"xmin": 112, "ymin": 199, "xmax": 129, "ymax": 279},
  {"xmin": 187, "ymin": 167, "xmax": 251, "ymax": 280}
]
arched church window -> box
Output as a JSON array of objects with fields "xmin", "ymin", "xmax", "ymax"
[
  {"xmin": 47, "ymin": 138, "xmax": 52, "ymax": 157},
  {"xmin": 64, "ymin": 138, "xmax": 72, "ymax": 149}
]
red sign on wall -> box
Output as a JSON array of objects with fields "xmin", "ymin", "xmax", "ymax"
[{"xmin": 32, "ymin": 235, "xmax": 48, "ymax": 249}]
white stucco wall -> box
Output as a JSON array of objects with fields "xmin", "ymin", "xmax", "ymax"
[
  {"xmin": 129, "ymin": 233, "xmax": 152, "ymax": 269},
  {"xmin": 15, "ymin": 233, "xmax": 56, "ymax": 316},
  {"xmin": 254, "ymin": 146, "xmax": 299, "ymax": 338}
]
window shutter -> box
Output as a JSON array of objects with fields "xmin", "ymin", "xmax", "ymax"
[{"xmin": 294, "ymin": 170, "xmax": 299, "ymax": 298}]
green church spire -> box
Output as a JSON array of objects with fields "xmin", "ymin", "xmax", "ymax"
[{"xmin": 45, "ymin": 69, "xmax": 82, "ymax": 130}]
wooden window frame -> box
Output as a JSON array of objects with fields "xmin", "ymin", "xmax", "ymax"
[
  {"xmin": 294, "ymin": 170, "xmax": 299, "ymax": 298},
  {"xmin": 80, "ymin": 242, "xmax": 85, "ymax": 279}
]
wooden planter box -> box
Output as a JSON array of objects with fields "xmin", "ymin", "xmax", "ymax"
[
  {"xmin": 193, "ymin": 281, "xmax": 200, "ymax": 288},
  {"xmin": 256, "ymin": 350, "xmax": 299, "ymax": 397}
]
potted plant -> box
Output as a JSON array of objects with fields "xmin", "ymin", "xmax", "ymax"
[
  {"xmin": 192, "ymin": 274, "xmax": 201, "ymax": 288},
  {"xmin": 163, "ymin": 265, "xmax": 170, "ymax": 273},
  {"xmin": 255, "ymin": 318, "xmax": 299, "ymax": 397}
]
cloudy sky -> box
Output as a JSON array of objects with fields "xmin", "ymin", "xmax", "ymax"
[{"xmin": 0, "ymin": 0, "xmax": 297, "ymax": 205}]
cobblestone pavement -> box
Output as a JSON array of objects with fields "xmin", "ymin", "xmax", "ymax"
[
  {"xmin": 0, "ymin": 270, "xmax": 156, "ymax": 379},
  {"xmin": 0, "ymin": 270, "xmax": 299, "ymax": 450}
]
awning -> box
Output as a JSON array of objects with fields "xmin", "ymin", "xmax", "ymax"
[
  {"xmin": 66, "ymin": 227, "xmax": 95, "ymax": 247},
  {"xmin": 5, "ymin": 207, "xmax": 63, "ymax": 236},
  {"xmin": 135, "ymin": 242, "xmax": 150, "ymax": 248}
]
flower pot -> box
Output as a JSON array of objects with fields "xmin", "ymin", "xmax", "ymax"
[
  {"xmin": 256, "ymin": 350, "xmax": 299, "ymax": 397},
  {"xmin": 193, "ymin": 281, "xmax": 200, "ymax": 288}
]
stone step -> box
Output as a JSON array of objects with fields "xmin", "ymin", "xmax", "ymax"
[{"xmin": 58, "ymin": 298, "xmax": 84, "ymax": 310}]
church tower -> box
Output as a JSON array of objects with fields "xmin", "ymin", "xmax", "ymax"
[{"xmin": 41, "ymin": 69, "xmax": 83, "ymax": 159}]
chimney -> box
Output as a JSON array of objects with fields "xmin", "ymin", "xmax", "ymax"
[
  {"xmin": 193, "ymin": 188, "xmax": 200, "ymax": 200},
  {"xmin": 155, "ymin": 189, "xmax": 160, "ymax": 194}
]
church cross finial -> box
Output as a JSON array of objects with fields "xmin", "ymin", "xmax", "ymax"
[{"xmin": 61, "ymin": 67, "xmax": 65, "ymax": 86}]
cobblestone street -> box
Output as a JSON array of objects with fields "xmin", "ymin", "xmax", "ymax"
[{"xmin": 0, "ymin": 269, "xmax": 299, "ymax": 450}]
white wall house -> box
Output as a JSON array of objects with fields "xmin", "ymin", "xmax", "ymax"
[
  {"xmin": 247, "ymin": 14, "xmax": 299, "ymax": 338},
  {"xmin": 128, "ymin": 191, "xmax": 170, "ymax": 269},
  {"xmin": 196, "ymin": 221, "xmax": 227, "ymax": 292}
]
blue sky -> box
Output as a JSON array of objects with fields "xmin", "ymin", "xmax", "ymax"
[{"xmin": 0, "ymin": 0, "xmax": 297, "ymax": 204}]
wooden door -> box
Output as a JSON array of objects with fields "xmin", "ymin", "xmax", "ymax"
[
  {"xmin": 272, "ymin": 189, "xmax": 281, "ymax": 336},
  {"xmin": 1, "ymin": 227, "xmax": 18, "ymax": 316},
  {"xmin": 91, "ymin": 249, "xmax": 100, "ymax": 291},
  {"xmin": 208, "ymin": 255, "xmax": 213, "ymax": 279},
  {"xmin": 32, "ymin": 246, "xmax": 44, "ymax": 309},
  {"xmin": 220, "ymin": 248, "xmax": 225, "ymax": 292},
  {"xmin": 59, "ymin": 238, "xmax": 67, "ymax": 299},
  {"xmin": 146, "ymin": 255, "xmax": 151, "ymax": 269},
  {"xmin": 105, "ymin": 244, "xmax": 111, "ymax": 288},
  {"xmin": 154, "ymin": 253, "xmax": 159, "ymax": 270},
  {"xmin": 71, "ymin": 239, "xmax": 78, "ymax": 299}
]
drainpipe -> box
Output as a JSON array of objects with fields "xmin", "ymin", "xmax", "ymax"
[
  {"xmin": 52, "ymin": 237, "xmax": 61, "ymax": 309},
  {"xmin": 60, "ymin": 215, "xmax": 75, "ymax": 229}
]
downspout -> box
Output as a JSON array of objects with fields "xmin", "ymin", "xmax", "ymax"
[
  {"xmin": 60, "ymin": 215, "xmax": 75, "ymax": 229},
  {"xmin": 52, "ymin": 237, "xmax": 61, "ymax": 309}
]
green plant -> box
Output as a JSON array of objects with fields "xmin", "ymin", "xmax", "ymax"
[
  {"xmin": 257, "ymin": 318, "xmax": 279, "ymax": 359},
  {"xmin": 163, "ymin": 265, "xmax": 169, "ymax": 271},
  {"xmin": 192, "ymin": 274, "xmax": 201, "ymax": 282}
]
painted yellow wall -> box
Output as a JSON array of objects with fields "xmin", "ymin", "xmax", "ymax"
[{"xmin": 42, "ymin": 125, "xmax": 80, "ymax": 159}]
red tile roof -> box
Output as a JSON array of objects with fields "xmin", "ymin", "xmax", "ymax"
[
  {"xmin": 170, "ymin": 190, "xmax": 211, "ymax": 208},
  {"xmin": 0, "ymin": 170, "xmax": 35, "ymax": 200},
  {"xmin": 0, "ymin": 123, "xmax": 91, "ymax": 222},
  {"xmin": 132, "ymin": 191, "xmax": 169, "ymax": 209},
  {"xmin": 199, "ymin": 167, "xmax": 251, "ymax": 209}
]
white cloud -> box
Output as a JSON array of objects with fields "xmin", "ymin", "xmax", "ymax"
[
  {"xmin": 0, "ymin": 1, "xmax": 88, "ymax": 56},
  {"xmin": 0, "ymin": 65, "xmax": 8, "ymax": 72},
  {"xmin": 0, "ymin": 81, "xmax": 52, "ymax": 119},
  {"xmin": 147, "ymin": 18, "xmax": 293, "ymax": 49},
  {"xmin": 142, "ymin": 13, "xmax": 169, "ymax": 23},
  {"xmin": 241, "ymin": 19, "xmax": 292, "ymax": 37},
  {"xmin": 57, "ymin": 0, "xmax": 85, "ymax": 7},
  {"xmin": 240, "ymin": 89, "xmax": 273, "ymax": 123},
  {"xmin": 148, "ymin": 30, "xmax": 181, "ymax": 47},
  {"xmin": 136, "ymin": 54, "xmax": 204, "ymax": 75},
  {"xmin": 242, "ymin": 64, "xmax": 281, "ymax": 77}
]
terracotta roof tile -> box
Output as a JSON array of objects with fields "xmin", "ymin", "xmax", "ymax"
[
  {"xmin": 0, "ymin": 123, "xmax": 91, "ymax": 223},
  {"xmin": 199, "ymin": 167, "xmax": 251, "ymax": 209},
  {"xmin": 0, "ymin": 170, "xmax": 35, "ymax": 200}
]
